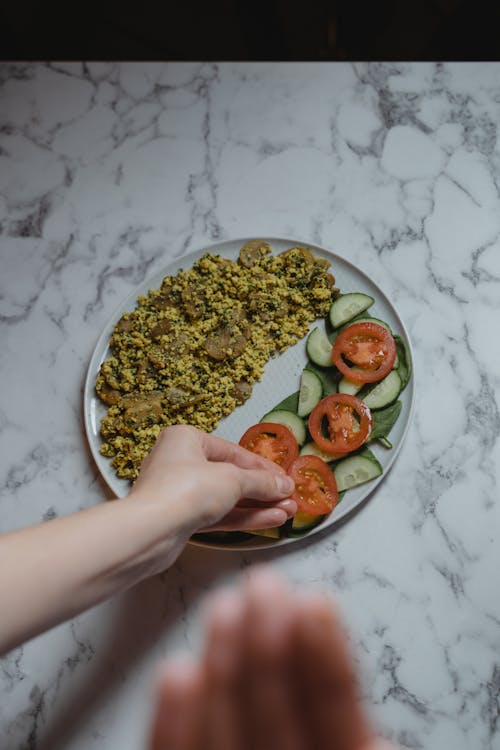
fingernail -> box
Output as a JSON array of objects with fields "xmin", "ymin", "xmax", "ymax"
[
  {"xmin": 277, "ymin": 499, "xmax": 297, "ymax": 516},
  {"xmin": 275, "ymin": 474, "xmax": 295, "ymax": 495}
]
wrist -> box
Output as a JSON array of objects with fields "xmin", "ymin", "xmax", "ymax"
[
  {"xmin": 117, "ymin": 487, "xmax": 198, "ymax": 580},
  {"xmin": 127, "ymin": 469, "xmax": 220, "ymax": 536}
]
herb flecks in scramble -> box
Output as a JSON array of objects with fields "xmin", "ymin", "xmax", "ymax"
[{"xmin": 96, "ymin": 243, "xmax": 338, "ymax": 481}]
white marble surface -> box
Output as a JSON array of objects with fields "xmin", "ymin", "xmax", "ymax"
[{"xmin": 2, "ymin": 62, "xmax": 500, "ymax": 749}]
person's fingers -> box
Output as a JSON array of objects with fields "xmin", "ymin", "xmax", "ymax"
[
  {"xmin": 201, "ymin": 588, "xmax": 247, "ymax": 750},
  {"xmin": 150, "ymin": 656, "xmax": 204, "ymax": 750},
  {"xmin": 200, "ymin": 502, "xmax": 295, "ymax": 532},
  {"xmin": 235, "ymin": 497, "xmax": 296, "ymax": 511},
  {"xmin": 229, "ymin": 465, "xmax": 295, "ymax": 502},
  {"xmin": 238, "ymin": 569, "xmax": 307, "ymax": 750},
  {"xmin": 200, "ymin": 431, "xmax": 287, "ymax": 474},
  {"xmin": 292, "ymin": 592, "xmax": 373, "ymax": 750}
]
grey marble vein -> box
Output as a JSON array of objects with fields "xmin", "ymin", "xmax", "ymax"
[{"xmin": 2, "ymin": 61, "xmax": 500, "ymax": 750}]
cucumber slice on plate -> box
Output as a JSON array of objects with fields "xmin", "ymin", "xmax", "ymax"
[
  {"xmin": 343, "ymin": 316, "xmax": 392, "ymax": 332},
  {"xmin": 362, "ymin": 370, "xmax": 402, "ymax": 410},
  {"xmin": 338, "ymin": 376, "xmax": 363, "ymax": 396},
  {"xmin": 329, "ymin": 293, "xmax": 374, "ymax": 328},
  {"xmin": 306, "ymin": 327, "xmax": 333, "ymax": 367},
  {"xmin": 261, "ymin": 409, "xmax": 306, "ymax": 445},
  {"xmin": 247, "ymin": 527, "xmax": 281, "ymax": 540},
  {"xmin": 300, "ymin": 442, "xmax": 344, "ymax": 462},
  {"xmin": 297, "ymin": 369, "xmax": 323, "ymax": 417},
  {"xmin": 288, "ymin": 511, "xmax": 325, "ymax": 536},
  {"xmin": 333, "ymin": 449, "xmax": 383, "ymax": 491}
]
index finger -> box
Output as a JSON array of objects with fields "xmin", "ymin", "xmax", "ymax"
[{"xmin": 201, "ymin": 432, "xmax": 286, "ymax": 474}]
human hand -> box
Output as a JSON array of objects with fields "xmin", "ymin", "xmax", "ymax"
[
  {"xmin": 128, "ymin": 425, "xmax": 297, "ymax": 534},
  {"xmin": 150, "ymin": 568, "xmax": 391, "ymax": 750}
]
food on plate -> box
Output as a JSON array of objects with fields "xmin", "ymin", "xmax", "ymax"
[
  {"xmin": 308, "ymin": 393, "xmax": 372, "ymax": 454},
  {"xmin": 203, "ymin": 288, "xmax": 412, "ymax": 544},
  {"xmin": 331, "ymin": 321, "xmax": 396, "ymax": 383},
  {"xmin": 239, "ymin": 422, "xmax": 299, "ymax": 471},
  {"xmin": 96, "ymin": 242, "xmax": 338, "ymax": 480},
  {"xmin": 288, "ymin": 455, "xmax": 338, "ymax": 514}
]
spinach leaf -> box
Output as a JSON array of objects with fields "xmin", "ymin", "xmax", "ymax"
[
  {"xmin": 368, "ymin": 400, "xmax": 402, "ymax": 442},
  {"xmin": 356, "ymin": 447, "xmax": 381, "ymax": 463},
  {"xmin": 393, "ymin": 335, "xmax": 412, "ymax": 391},
  {"xmin": 269, "ymin": 390, "xmax": 299, "ymax": 413},
  {"xmin": 378, "ymin": 436, "xmax": 393, "ymax": 449}
]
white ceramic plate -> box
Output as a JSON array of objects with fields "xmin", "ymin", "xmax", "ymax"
[{"xmin": 84, "ymin": 237, "xmax": 415, "ymax": 550}]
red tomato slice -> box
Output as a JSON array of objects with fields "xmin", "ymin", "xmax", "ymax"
[
  {"xmin": 308, "ymin": 394, "xmax": 372, "ymax": 455},
  {"xmin": 332, "ymin": 322, "xmax": 396, "ymax": 383},
  {"xmin": 239, "ymin": 422, "xmax": 299, "ymax": 471},
  {"xmin": 288, "ymin": 455, "xmax": 338, "ymax": 515}
]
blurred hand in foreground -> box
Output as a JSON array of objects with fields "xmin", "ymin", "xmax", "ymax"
[{"xmin": 151, "ymin": 568, "xmax": 395, "ymax": 750}]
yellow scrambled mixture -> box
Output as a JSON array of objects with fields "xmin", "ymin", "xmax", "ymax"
[{"xmin": 96, "ymin": 241, "xmax": 338, "ymax": 480}]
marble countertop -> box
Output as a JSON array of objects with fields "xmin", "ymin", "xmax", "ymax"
[{"xmin": 2, "ymin": 62, "xmax": 500, "ymax": 750}]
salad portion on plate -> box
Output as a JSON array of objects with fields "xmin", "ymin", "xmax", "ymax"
[{"xmin": 195, "ymin": 289, "xmax": 412, "ymax": 545}]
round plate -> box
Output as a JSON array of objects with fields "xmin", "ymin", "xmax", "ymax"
[{"xmin": 84, "ymin": 237, "xmax": 415, "ymax": 550}]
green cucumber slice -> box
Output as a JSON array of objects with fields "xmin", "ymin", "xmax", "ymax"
[
  {"xmin": 306, "ymin": 327, "xmax": 333, "ymax": 367},
  {"xmin": 297, "ymin": 369, "xmax": 323, "ymax": 418},
  {"xmin": 289, "ymin": 511, "xmax": 325, "ymax": 535},
  {"xmin": 329, "ymin": 293, "xmax": 374, "ymax": 328},
  {"xmin": 343, "ymin": 316, "xmax": 392, "ymax": 332},
  {"xmin": 361, "ymin": 370, "xmax": 402, "ymax": 410},
  {"xmin": 261, "ymin": 409, "xmax": 306, "ymax": 445},
  {"xmin": 299, "ymin": 442, "xmax": 343, "ymax": 462},
  {"xmin": 338, "ymin": 376, "xmax": 363, "ymax": 396},
  {"xmin": 333, "ymin": 449, "xmax": 383, "ymax": 491},
  {"xmin": 304, "ymin": 362, "xmax": 339, "ymax": 396},
  {"xmin": 247, "ymin": 527, "xmax": 281, "ymax": 539}
]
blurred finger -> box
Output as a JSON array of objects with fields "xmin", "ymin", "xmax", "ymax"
[
  {"xmin": 201, "ymin": 589, "xmax": 246, "ymax": 750},
  {"xmin": 150, "ymin": 656, "xmax": 204, "ymax": 750},
  {"xmin": 239, "ymin": 569, "xmax": 306, "ymax": 750},
  {"xmin": 293, "ymin": 592, "xmax": 372, "ymax": 750}
]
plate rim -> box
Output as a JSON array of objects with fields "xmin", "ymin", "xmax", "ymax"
[{"xmin": 83, "ymin": 235, "xmax": 415, "ymax": 551}]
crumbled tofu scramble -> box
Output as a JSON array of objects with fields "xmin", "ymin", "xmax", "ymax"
[{"xmin": 96, "ymin": 241, "xmax": 339, "ymax": 481}]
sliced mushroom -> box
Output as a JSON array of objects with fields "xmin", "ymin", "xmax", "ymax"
[
  {"xmin": 279, "ymin": 246, "xmax": 316, "ymax": 263},
  {"xmin": 248, "ymin": 293, "xmax": 288, "ymax": 322},
  {"xmin": 151, "ymin": 293, "xmax": 177, "ymax": 311},
  {"xmin": 165, "ymin": 332, "xmax": 189, "ymax": 358},
  {"xmin": 226, "ymin": 307, "xmax": 251, "ymax": 338},
  {"xmin": 181, "ymin": 285, "xmax": 205, "ymax": 320},
  {"xmin": 136, "ymin": 358, "xmax": 156, "ymax": 384},
  {"xmin": 121, "ymin": 391, "xmax": 163, "ymax": 425},
  {"xmin": 239, "ymin": 240, "xmax": 272, "ymax": 268},
  {"xmin": 205, "ymin": 326, "xmax": 247, "ymax": 360},
  {"xmin": 97, "ymin": 383, "xmax": 122, "ymax": 406},
  {"xmin": 165, "ymin": 387, "xmax": 189, "ymax": 405},
  {"xmin": 150, "ymin": 318, "xmax": 173, "ymax": 340},
  {"xmin": 315, "ymin": 257, "xmax": 331, "ymax": 269},
  {"xmin": 229, "ymin": 380, "xmax": 253, "ymax": 404},
  {"xmin": 322, "ymin": 273, "xmax": 336, "ymax": 289},
  {"xmin": 116, "ymin": 316, "xmax": 134, "ymax": 333}
]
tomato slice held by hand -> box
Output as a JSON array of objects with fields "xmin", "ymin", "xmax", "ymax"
[
  {"xmin": 288, "ymin": 455, "xmax": 338, "ymax": 515},
  {"xmin": 308, "ymin": 394, "xmax": 372, "ymax": 455},
  {"xmin": 332, "ymin": 322, "xmax": 396, "ymax": 383},
  {"xmin": 239, "ymin": 422, "xmax": 299, "ymax": 471}
]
